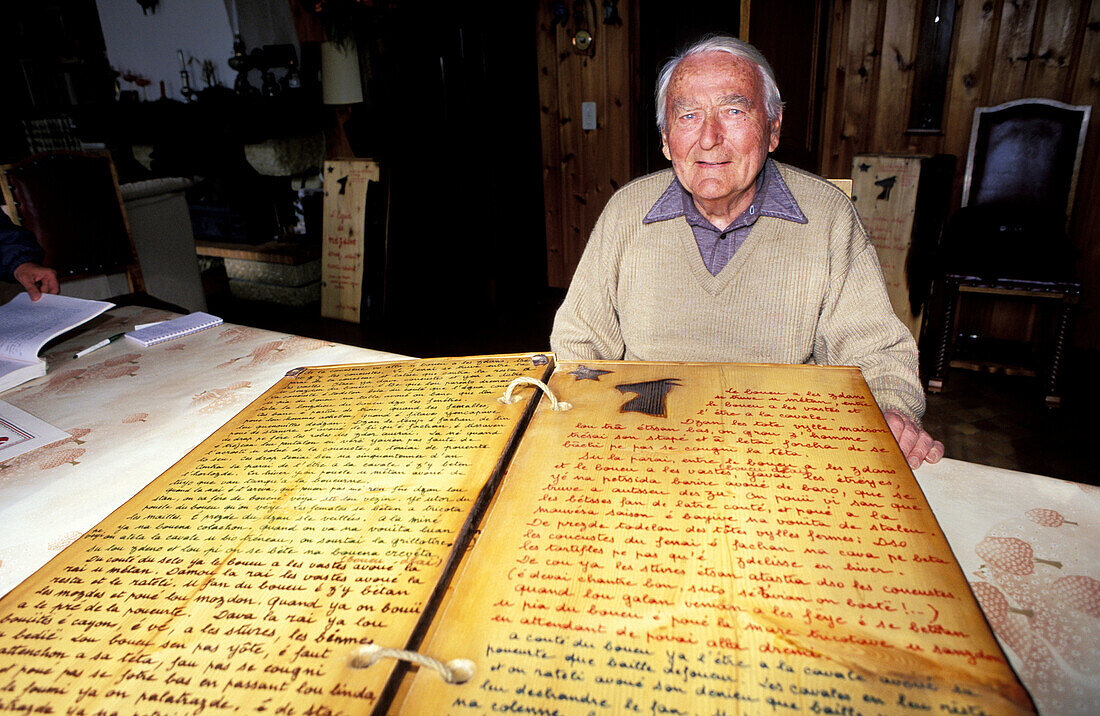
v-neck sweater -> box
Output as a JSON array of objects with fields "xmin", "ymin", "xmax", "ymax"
[{"xmin": 550, "ymin": 164, "xmax": 925, "ymax": 421}]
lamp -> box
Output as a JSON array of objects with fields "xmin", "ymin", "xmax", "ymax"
[{"xmin": 321, "ymin": 41, "xmax": 364, "ymax": 105}]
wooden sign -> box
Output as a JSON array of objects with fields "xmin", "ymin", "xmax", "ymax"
[
  {"xmin": 851, "ymin": 154, "xmax": 953, "ymax": 346},
  {"xmin": 321, "ymin": 159, "xmax": 380, "ymax": 323},
  {"xmin": 0, "ymin": 358, "xmax": 1031, "ymax": 714}
]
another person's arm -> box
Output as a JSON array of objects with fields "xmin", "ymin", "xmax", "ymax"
[{"xmin": 1, "ymin": 211, "xmax": 59, "ymax": 301}]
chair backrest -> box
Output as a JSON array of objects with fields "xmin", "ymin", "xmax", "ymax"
[
  {"xmin": 961, "ymin": 98, "xmax": 1090, "ymax": 221},
  {"xmin": 0, "ymin": 151, "xmax": 145, "ymax": 293}
]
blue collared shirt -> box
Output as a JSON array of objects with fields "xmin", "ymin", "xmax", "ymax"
[{"xmin": 643, "ymin": 159, "xmax": 807, "ymax": 275}]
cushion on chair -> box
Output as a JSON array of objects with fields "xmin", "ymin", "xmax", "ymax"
[{"xmin": 940, "ymin": 204, "xmax": 1077, "ymax": 284}]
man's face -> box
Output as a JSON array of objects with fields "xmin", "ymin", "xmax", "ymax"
[{"xmin": 661, "ymin": 52, "xmax": 781, "ymax": 214}]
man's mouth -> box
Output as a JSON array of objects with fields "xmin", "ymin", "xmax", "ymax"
[{"xmin": 696, "ymin": 161, "xmax": 731, "ymax": 167}]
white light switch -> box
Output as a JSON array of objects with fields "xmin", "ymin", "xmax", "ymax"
[{"xmin": 581, "ymin": 101, "xmax": 597, "ymax": 130}]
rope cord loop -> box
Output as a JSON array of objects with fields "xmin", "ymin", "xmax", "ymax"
[
  {"xmin": 497, "ymin": 376, "xmax": 572, "ymax": 411},
  {"xmin": 349, "ymin": 644, "xmax": 476, "ymax": 684}
]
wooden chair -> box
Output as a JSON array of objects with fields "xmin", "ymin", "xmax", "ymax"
[
  {"xmin": 928, "ymin": 99, "xmax": 1090, "ymax": 407},
  {"xmin": 0, "ymin": 150, "xmax": 148, "ymax": 300}
]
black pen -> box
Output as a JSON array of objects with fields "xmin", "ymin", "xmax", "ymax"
[{"xmin": 73, "ymin": 333, "xmax": 125, "ymax": 359}]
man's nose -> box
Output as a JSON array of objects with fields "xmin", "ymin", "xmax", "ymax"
[{"xmin": 700, "ymin": 113, "xmax": 723, "ymax": 148}]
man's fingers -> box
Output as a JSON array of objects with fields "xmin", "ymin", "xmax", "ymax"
[
  {"xmin": 926, "ymin": 439, "xmax": 945, "ymax": 464},
  {"xmin": 883, "ymin": 409, "xmax": 942, "ymax": 468}
]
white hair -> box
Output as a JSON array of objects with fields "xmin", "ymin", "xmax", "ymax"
[{"xmin": 655, "ymin": 34, "xmax": 784, "ymax": 132}]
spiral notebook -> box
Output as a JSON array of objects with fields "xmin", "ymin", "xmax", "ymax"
[{"xmin": 124, "ymin": 312, "xmax": 223, "ymax": 347}]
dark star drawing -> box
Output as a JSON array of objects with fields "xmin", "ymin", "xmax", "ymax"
[
  {"xmin": 569, "ymin": 365, "xmax": 613, "ymax": 381},
  {"xmin": 615, "ymin": 378, "xmax": 682, "ymax": 417},
  {"xmin": 874, "ymin": 175, "xmax": 897, "ymax": 200},
  {"xmin": 858, "ymin": 162, "xmax": 872, "ymax": 172}
]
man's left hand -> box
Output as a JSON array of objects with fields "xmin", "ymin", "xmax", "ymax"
[
  {"xmin": 13, "ymin": 262, "xmax": 60, "ymax": 301},
  {"xmin": 883, "ymin": 409, "xmax": 944, "ymax": 469}
]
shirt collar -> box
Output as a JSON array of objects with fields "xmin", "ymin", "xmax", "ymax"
[{"xmin": 643, "ymin": 159, "xmax": 807, "ymax": 227}]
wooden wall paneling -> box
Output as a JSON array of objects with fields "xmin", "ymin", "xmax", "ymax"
[
  {"xmin": 536, "ymin": 6, "xmax": 566, "ymax": 287},
  {"xmin": 1068, "ymin": 0, "xmax": 1100, "ymax": 349},
  {"xmin": 537, "ymin": 1, "xmax": 635, "ymax": 287},
  {"xmin": 557, "ymin": 35, "xmax": 585, "ymax": 287},
  {"xmin": 873, "ymin": 0, "xmax": 919, "ymax": 151},
  {"xmin": 942, "ymin": 0, "xmax": 1002, "ymax": 206},
  {"xmin": 1025, "ymin": 0, "xmax": 1083, "ymax": 97},
  {"xmin": 825, "ymin": 0, "xmax": 886, "ymax": 178},
  {"xmin": 820, "ymin": 0, "xmax": 851, "ymax": 177},
  {"xmin": 989, "ymin": 0, "xmax": 1040, "ymax": 103},
  {"xmin": 605, "ymin": 9, "xmax": 632, "ymax": 196}
]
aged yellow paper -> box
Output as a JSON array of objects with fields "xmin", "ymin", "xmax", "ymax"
[
  {"xmin": 399, "ymin": 361, "xmax": 1032, "ymax": 714},
  {"xmin": 0, "ymin": 354, "xmax": 549, "ymax": 713}
]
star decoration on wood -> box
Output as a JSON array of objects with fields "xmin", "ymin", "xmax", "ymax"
[{"xmin": 569, "ymin": 365, "xmax": 613, "ymax": 381}]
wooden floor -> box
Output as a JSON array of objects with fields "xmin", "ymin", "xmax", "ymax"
[{"xmin": 212, "ymin": 291, "xmax": 1098, "ymax": 487}]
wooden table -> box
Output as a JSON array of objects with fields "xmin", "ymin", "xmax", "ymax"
[{"xmin": 1, "ymin": 314, "xmax": 1095, "ymax": 714}]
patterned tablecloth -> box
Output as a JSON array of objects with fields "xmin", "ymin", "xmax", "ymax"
[
  {"xmin": 915, "ymin": 459, "xmax": 1099, "ymax": 714},
  {"xmin": 0, "ymin": 306, "xmax": 407, "ymax": 597},
  {"xmin": 0, "ymin": 310, "xmax": 1095, "ymax": 714}
]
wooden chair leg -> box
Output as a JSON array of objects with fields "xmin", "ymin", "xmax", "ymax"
[
  {"xmin": 1044, "ymin": 293, "xmax": 1077, "ymax": 408},
  {"xmin": 927, "ymin": 279, "xmax": 959, "ymax": 394}
]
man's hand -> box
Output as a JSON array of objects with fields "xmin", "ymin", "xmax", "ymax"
[
  {"xmin": 883, "ymin": 409, "xmax": 944, "ymax": 469},
  {"xmin": 12, "ymin": 262, "xmax": 60, "ymax": 301}
]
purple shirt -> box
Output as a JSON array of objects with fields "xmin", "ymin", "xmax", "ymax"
[{"xmin": 643, "ymin": 159, "xmax": 807, "ymax": 275}]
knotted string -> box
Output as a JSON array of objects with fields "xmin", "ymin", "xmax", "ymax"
[
  {"xmin": 349, "ymin": 643, "xmax": 475, "ymax": 684},
  {"xmin": 498, "ymin": 376, "xmax": 572, "ymax": 411}
]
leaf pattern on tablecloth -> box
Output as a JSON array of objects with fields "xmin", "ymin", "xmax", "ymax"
[
  {"xmin": 1029, "ymin": 577, "xmax": 1100, "ymax": 675},
  {"xmin": 218, "ymin": 325, "xmax": 263, "ymax": 344},
  {"xmin": 976, "ymin": 536, "xmax": 1063, "ymax": 574},
  {"xmin": 0, "ymin": 429, "xmax": 93, "ymax": 473},
  {"xmin": 39, "ymin": 448, "xmax": 85, "ymax": 469},
  {"xmin": 40, "ymin": 368, "xmax": 89, "ymax": 393},
  {"xmin": 217, "ymin": 340, "xmax": 284, "ymax": 369},
  {"xmin": 280, "ymin": 336, "xmax": 334, "ymax": 352},
  {"xmin": 102, "ymin": 353, "xmax": 141, "ymax": 367},
  {"xmin": 191, "ymin": 381, "xmax": 252, "ymax": 414},
  {"xmin": 1026, "ymin": 508, "xmax": 1078, "ymax": 527},
  {"xmin": 971, "ymin": 580, "xmax": 1088, "ymax": 711},
  {"xmin": 122, "ymin": 413, "xmax": 149, "ymax": 424}
]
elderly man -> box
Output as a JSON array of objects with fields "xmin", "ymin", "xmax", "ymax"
[
  {"xmin": 550, "ymin": 35, "xmax": 943, "ymax": 468},
  {"xmin": 1, "ymin": 210, "xmax": 59, "ymax": 301}
]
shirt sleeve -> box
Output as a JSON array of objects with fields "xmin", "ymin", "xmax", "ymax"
[
  {"xmin": 813, "ymin": 197, "xmax": 926, "ymax": 422},
  {"xmin": 549, "ymin": 203, "xmax": 627, "ymax": 361},
  {"xmin": 0, "ymin": 211, "xmax": 45, "ymax": 282}
]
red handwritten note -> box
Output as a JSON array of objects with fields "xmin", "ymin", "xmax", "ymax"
[
  {"xmin": 321, "ymin": 159, "xmax": 379, "ymax": 322},
  {"xmin": 400, "ymin": 362, "xmax": 1032, "ymax": 714}
]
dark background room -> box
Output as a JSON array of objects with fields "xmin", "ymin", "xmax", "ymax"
[{"xmin": 1, "ymin": 0, "xmax": 1097, "ymax": 483}]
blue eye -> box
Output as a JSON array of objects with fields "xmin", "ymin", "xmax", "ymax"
[{"xmin": 727, "ymin": 107, "xmax": 742, "ymax": 115}]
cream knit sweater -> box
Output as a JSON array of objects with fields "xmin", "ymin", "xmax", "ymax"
[{"xmin": 550, "ymin": 163, "xmax": 925, "ymax": 421}]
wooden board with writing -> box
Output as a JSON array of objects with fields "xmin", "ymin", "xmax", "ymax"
[
  {"xmin": 851, "ymin": 154, "xmax": 953, "ymax": 348},
  {"xmin": 399, "ymin": 361, "xmax": 1033, "ymax": 714},
  {"xmin": 321, "ymin": 159, "xmax": 380, "ymax": 323},
  {"xmin": 0, "ymin": 354, "xmax": 550, "ymax": 713}
]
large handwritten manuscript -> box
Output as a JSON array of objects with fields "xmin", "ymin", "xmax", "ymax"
[
  {"xmin": 0, "ymin": 354, "xmax": 549, "ymax": 713},
  {"xmin": 399, "ymin": 361, "xmax": 1031, "ymax": 714},
  {"xmin": 0, "ymin": 358, "xmax": 1031, "ymax": 714}
]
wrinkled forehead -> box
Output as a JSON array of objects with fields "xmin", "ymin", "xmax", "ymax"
[{"xmin": 668, "ymin": 52, "xmax": 764, "ymax": 106}]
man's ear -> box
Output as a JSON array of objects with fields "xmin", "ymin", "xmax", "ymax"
[
  {"xmin": 767, "ymin": 112, "xmax": 783, "ymax": 153},
  {"xmin": 660, "ymin": 131, "xmax": 672, "ymax": 161}
]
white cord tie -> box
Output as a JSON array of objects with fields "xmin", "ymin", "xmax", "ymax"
[
  {"xmin": 498, "ymin": 377, "xmax": 572, "ymax": 411},
  {"xmin": 350, "ymin": 643, "xmax": 475, "ymax": 684}
]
